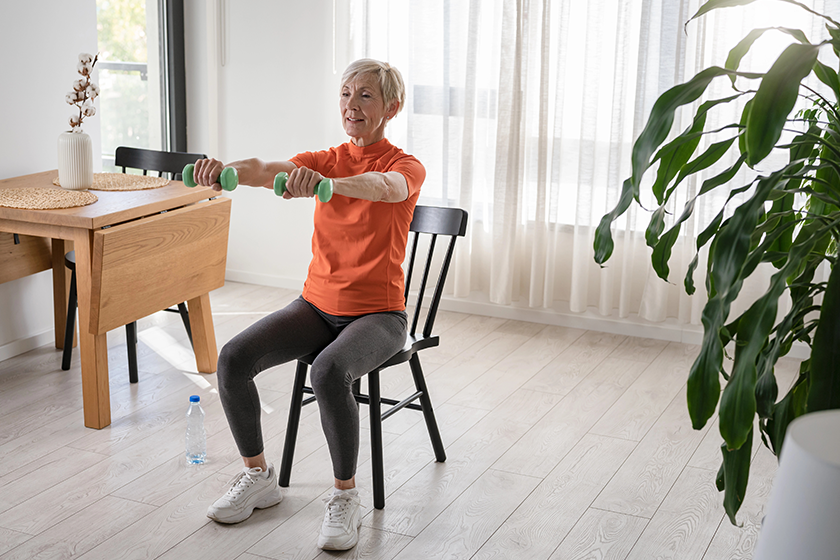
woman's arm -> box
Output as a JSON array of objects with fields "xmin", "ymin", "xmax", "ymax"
[
  {"xmin": 284, "ymin": 167, "xmax": 409, "ymax": 202},
  {"xmin": 334, "ymin": 171, "xmax": 409, "ymax": 202},
  {"xmin": 192, "ymin": 157, "xmax": 297, "ymax": 190}
]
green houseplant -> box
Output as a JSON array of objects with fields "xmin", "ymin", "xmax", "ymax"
[{"xmin": 594, "ymin": 0, "xmax": 840, "ymax": 524}]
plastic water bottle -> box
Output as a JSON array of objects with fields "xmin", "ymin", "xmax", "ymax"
[{"xmin": 185, "ymin": 395, "xmax": 206, "ymax": 464}]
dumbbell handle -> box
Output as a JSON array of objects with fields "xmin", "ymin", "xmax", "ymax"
[
  {"xmin": 182, "ymin": 163, "xmax": 238, "ymax": 191},
  {"xmin": 273, "ymin": 172, "xmax": 333, "ymax": 203}
]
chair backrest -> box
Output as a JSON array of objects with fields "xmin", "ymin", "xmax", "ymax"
[
  {"xmin": 405, "ymin": 205, "xmax": 469, "ymax": 339},
  {"xmin": 114, "ymin": 146, "xmax": 207, "ymax": 180}
]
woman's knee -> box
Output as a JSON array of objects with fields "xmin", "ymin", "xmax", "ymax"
[
  {"xmin": 216, "ymin": 341, "xmax": 253, "ymax": 387},
  {"xmin": 309, "ymin": 357, "xmax": 352, "ymax": 398}
]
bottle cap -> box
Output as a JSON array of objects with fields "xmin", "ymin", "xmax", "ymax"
[{"xmin": 190, "ymin": 395, "xmax": 200, "ymax": 403}]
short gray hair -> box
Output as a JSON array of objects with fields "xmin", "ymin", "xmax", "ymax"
[{"xmin": 341, "ymin": 59, "xmax": 406, "ymax": 116}]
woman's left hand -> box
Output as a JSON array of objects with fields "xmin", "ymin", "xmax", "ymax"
[{"xmin": 284, "ymin": 166, "xmax": 324, "ymax": 199}]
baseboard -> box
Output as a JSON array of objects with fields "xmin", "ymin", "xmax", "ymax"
[
  {"xmin": 224, "ymin": 269, "xmax": 304, "ymax": 291},
  {"xmin": 437, "ymin": 294, "xmax": 811, "ymax": 361},
  {"xmin": 0, "ymin": 329, "xmax": 54, "ymax": 362},
  {"xmin": 437, "ymin": 294, "xmax": 705, "ymax": 344}
]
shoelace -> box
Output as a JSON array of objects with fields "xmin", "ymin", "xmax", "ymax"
[
  {"xmin": 224, "ymin": 468, "xmax": 262, "ymax": 500},
  {"xmin": 322, "ymin": 493, "xmax": 361, "ymax": 527}
]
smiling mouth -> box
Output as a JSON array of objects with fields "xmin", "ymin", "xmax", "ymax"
[{"xmin": 347, "ymin": 118, "xmax": 364, "ymax": 122}]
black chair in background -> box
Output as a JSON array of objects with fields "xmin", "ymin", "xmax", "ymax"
[
  {"xmin": 61, "ymin": 147, "xmax": 207, "ymax": 381},
  {"xmin": 278, "ymin": 205, "xmax": 469, "ymax": 509}
]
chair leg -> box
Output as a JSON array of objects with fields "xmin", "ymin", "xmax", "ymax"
[
  {"xmin": 177, "ymin": 302, "xmax": 193, "ymax": 349},
  {"xmin": 61, "ymin": 270, "xmax": 77, "ymax": 371},
  {"xmin": 369, "ymin": 370, "xmax": 385, "ymax": 509},
  {"xmin": 279, "ymin": 361, "xmax": 308, "ymax": 487},
  {"xmin": 126, "ymin": 322, "xmax": 139, "ymax": 383},
  {"xmin": 409, "ymin": 354, "xmax": 446, "ymax": 463}
]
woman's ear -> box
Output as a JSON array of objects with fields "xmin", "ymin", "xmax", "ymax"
[{"xmin": 387, "ymin": 100, "xmax": 400, "ymax": 119}]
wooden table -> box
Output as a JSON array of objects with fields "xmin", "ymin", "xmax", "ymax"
[{"xmin": 0, "ymin": 170, "xmax": 231, "ymax": 428}]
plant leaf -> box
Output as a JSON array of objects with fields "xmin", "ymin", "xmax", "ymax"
[
  {"xmin": 745, "ymin": 43, "xmax": 819, "ymax": 165},
  {"xmin": 720, "ymin": 427, "xmax": 753, "ymax": 525},
  {"xmin": 725, "ymin": 27, "xmax": 810, "ymax": 86},
  {"xmin": 754, "ymin": 356, "xmax": 778, "ymax": 419},
  {"xmin": 674, "ymin": 137, "xmax": 738, "ymax": 187},
  {"xmin": 764, "ymin": 369, "xmax": 809, "ymax": 455},
  {"xmin": 829, "ymin": 24, "xmax": 840, "ymax": 59},
  {"xmin": 688, "ymin": 0, "xmax": 759, "ymax": 24},
  {"xmin": 807, "ymin": 259, "xmax": 840, "ymax": 412},
  {"xmin": 651, "ymin": 227, "xmax": 680, "ymax": 281},
  {"xmin": 645, "ymin": 206, "xmax": 668, "ymax": 249},
  {"xmin": 687, "ymin": 297, "xmax": 727, "ymax": 429},
  {"xmin": 719, "ymin": 299, "xmax": 777, "ymax": 449},
  {"xmin": 814, "ymin": 60, "xmax": 840, "ymax": 102},
  {"xmin": 651, "ymin": 119, "xmax": 706, "ymax": 205},
  {"xmin": 594, "ymin": 178, "xmax": 634, "ymax": 265}
]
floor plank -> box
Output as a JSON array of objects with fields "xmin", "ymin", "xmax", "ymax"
[
  {"xmin": 548, "ymin": 508, "xmax": 648, "ymax": 560},
  {"xmin": 0, "ymin": 528, "xmax": 31, "ymax": 557},
  {"xmin": 591, "ymin": 389, "xmax": 712, "ymax": 518},
  {"xmin": 472, "ymin": 434, "xmax": 637, "ymax": 560},
  {"xmin": 0, "ymin": 496, "xmax": 156, "ymax": 560},
  {"xmin": 391, "ymin": 468, "xmax": 541, "ymax": 560},
  {"xmin": 492, "ymin": 357, "xmax": 648, "ymax": 478},
  {"xmin": 624, "ymin": 467, "xmax": 724, "ymax": 560}
]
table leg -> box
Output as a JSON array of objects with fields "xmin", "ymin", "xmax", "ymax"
[
  {"xmin": 51, "ymin": 238, "xmax": 74, "ymax": 350},
  {"xmin": 74, "ymin": 230, "xmax": 111, "ymax": 429},
  {"xmin": 187, "ymin": 292, "xmax": 218, "ymax": 373}
]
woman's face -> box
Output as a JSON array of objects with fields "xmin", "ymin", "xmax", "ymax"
[{"xmin": 340, "ymin": 73, "xmax": 396, "ymax": 147}]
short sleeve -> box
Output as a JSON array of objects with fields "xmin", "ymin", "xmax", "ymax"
[{"xmin": 389, "ymin": 155, "xmax": 425, "ymax": 198}]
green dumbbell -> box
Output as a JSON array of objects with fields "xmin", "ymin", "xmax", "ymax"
[
  {"xmin": 181, "ymin": 163, "xmax": 238, "ymax": 191},
  {"xmin": 273, "ymin": 172, "xmax": 333, "ymax": 203}
]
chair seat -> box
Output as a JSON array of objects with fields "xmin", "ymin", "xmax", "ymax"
[{"xmin": 298, "ymin": 333, "xmax": 439, "ymax": 369}]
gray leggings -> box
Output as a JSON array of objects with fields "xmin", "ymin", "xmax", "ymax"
[{"xmin": 216, "ymin": 296, "xmax": 407, "ymax": 480}]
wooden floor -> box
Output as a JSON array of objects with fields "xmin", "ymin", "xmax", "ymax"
[{"xmin": 0, "ymin": 281, "xmax": 795, "ymax": 560}]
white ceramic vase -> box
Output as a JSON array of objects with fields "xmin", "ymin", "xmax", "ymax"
[{"xmin": 57, "ymin": 130, "xmax": 93, "ymax": 191}]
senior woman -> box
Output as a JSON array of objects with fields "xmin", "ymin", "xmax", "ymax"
[{"xmin": 192, "ymin": 59, "xmax": 423, "ymax": 550}]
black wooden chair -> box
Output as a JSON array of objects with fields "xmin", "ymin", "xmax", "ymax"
[
  {"xmin": 61, "ymin": 147, "xmax": 207, "ymax": 381},
  {"xmin": 278, "ymin": 205, "xmax": 469, "ymax": 509}
]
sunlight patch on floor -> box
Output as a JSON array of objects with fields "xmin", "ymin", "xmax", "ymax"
[{"xmin": 138, "ymin": 325, "xmax": 277, "ymax": 413}]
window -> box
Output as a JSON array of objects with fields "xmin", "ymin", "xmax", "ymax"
[{"xmin": 96, "ymin": 0, "xmax": 186, "ymax": 171}]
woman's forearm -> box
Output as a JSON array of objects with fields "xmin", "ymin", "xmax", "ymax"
[
  {"xmin": 332, "ymin": 171, "xmax": 409, "ymax": 202},
  {"xmin": 230, "ymin": 158, "xmax": 297, "ymax": 188}
]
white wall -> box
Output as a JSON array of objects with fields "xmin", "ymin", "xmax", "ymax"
[
  {"xmin": 185, "ymin": 0, "xmax": 349, "ymax": 289},
  {"xmin": 0, "ymin": 2, "xmax": 100, "ymax": 360}
]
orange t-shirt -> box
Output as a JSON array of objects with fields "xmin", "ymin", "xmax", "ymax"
[{"xmin": 290, "ymin": 139, "xmax": 425, "ymax": 316}]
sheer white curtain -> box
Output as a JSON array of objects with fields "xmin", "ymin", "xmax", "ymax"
[{"xmin": 343, "ymin": 0, "xmax": 836, "ymax": 325}]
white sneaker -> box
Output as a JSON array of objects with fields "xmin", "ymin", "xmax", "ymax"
[
  {"xmin": 206, "ymin": 464, "xmax": 282, "ymax": 524},
  {"xmin": 318, "ymin": 488, "xmax": 363, "ymax": 550}
]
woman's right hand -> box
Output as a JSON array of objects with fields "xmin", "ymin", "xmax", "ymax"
[{"xmin": 192, "ymin": 158, "xmax": 227, "ymax": 192}]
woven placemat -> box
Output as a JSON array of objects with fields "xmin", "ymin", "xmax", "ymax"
[
  {"xmin": 53, "ymin": 172, "xmax": 170, "ymax": 191},
  {"xmin": 0, "ymin": 188, "xmax": 98, "ymax": 210}
]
